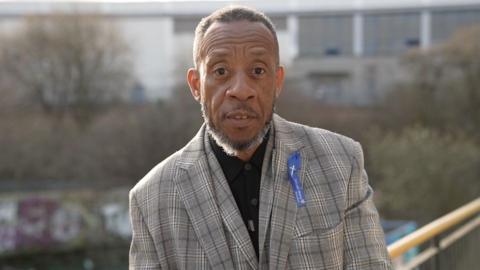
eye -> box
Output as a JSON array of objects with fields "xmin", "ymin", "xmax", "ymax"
[
  {"xmin": 214, "ymin": 67, "xmax": 227, "ymax": 76},
  {"xmin": 253, "ymin": 67, "xmax": 266, "ymax": 76}
]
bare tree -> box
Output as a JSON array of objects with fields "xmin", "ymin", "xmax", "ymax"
[
  {"xmin": 369, "ymin": 25, "xmax": 480, "ymax": 222},
  {"xmin": 0, "ymin": 13, "xmax": 134, "ymax": 125},
  {"xmin": 382, "ymin": 24, "xmax": 480, "ymax": 135}
]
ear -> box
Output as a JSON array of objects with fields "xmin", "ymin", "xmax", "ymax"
[
  {"xmin": 187, "ymin": 68, "xmax": 201, "ymax": 102},
  {"xmin": 274, "ymin": 65, "xmax": 285, "ymax": 98}
]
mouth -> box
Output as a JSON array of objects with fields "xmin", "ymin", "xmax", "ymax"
[
  {"xmin": 226, "ymin": 110, "xmax": 257, "ymax": 119},
  {"xmin": 225, "ymin": 110, "xmax": 258, "ymax": 127}
]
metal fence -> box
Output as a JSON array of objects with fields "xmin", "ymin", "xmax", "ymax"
[{"xmin": 388, "ymin": 198, "xmax": 480, "ymax": 270}]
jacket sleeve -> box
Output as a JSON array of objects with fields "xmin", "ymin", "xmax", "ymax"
[
  {"xmin": 129, "ymin": 190, "xmax": 161, "ymax": 270},
  {"xmin": 343, "ymin": 141, "xmax": 393, "ymax": 270}
]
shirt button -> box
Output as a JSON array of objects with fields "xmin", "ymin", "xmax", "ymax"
[
  {"xmin": 250, "ymin": 198, "xmax": 258, "ymax": 206},
  {"xmin": 244, "ymin": 163, "xmax": 252, "ymax": 171}
]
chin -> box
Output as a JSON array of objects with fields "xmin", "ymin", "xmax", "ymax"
[{"xmin": 208, "ymin": 122, "xmax": 271, "ymax": 157}]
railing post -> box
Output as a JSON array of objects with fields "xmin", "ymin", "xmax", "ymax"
[{"xmin": 433, "ymin": 236, "xmax": 441, "ymax": 270}]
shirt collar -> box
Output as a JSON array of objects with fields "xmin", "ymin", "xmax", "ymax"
[{"xmin": 209, "ymin": 130, "xmax": 270, "ymax": 183}]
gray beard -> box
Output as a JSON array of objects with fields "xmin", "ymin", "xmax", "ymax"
[{"xmin": 201, "ymin": 102, "xmax": 272, "ymax": 157}]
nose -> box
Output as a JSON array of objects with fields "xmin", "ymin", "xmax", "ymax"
[{"xmin": 226, "ymin": 72, "xmax": 256, "ymax": 101}]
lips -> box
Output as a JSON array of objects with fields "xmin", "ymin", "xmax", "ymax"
[
  {"xmin": 226, "ymin": 110, "xmax": 257, "ymax": 120},
  {"xmin": 224, "ymin": 110, "xmax": 258, "ymax": 128}
]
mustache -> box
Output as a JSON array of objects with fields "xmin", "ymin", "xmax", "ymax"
[{"xmin": 223, "ymin": 103, "xmax": 259, "ymax": 118}]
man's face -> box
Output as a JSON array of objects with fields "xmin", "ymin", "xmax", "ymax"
[{"xmin": 188, "ymin": 20, "xmax": 284, "ymax": 156}]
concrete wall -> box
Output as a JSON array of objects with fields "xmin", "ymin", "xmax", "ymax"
[
  {"xmin": 118, "ymin": 17, "xmax": 175, "ymax": 100},
  {"xmin": 288, "ymin": 56, "xmax": 406, "ymax": 105},
  {"xmin": 0, "ymin": 188, "xmax": 131, "ymax": 257}
]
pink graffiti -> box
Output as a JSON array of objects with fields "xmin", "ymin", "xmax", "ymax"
[{"xmin": 16, "ymin": 197, "xmax": 58, "ymax": 248}]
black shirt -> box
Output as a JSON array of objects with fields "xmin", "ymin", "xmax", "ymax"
[{"xmin": 209, "ymin": 134, "xmax": 269, "ymax": 259}]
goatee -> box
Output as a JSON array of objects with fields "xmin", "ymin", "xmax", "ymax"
[{"xmin": 201, "ymin": 102, "xmax": 272, "ymax": 157}]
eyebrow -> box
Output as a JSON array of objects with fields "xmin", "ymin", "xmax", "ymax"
[{"xmin": 203, "ymin": 46, "xmax": 271, "ymax": 66}]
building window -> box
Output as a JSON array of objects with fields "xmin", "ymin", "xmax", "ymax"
[
  {"xmin": 364, "ymin": 12, "xmax": 420, "ymax": 56},
  {"xmin": 431, "ymin": 9, "xmax": 480, "ymax": 44},
  {"xmin": 173, "ymin": 15, "xmax": 287, "ymax": 34},
  {"xmin": 325, "ymin": 47, "xmax": 341, "ymax": 56},
  {"xmin": 298, "ymin": 15, "xmax": 353, "ymax": 57},
  {"xmin": 405, "ymin": 38, "xmax": 420, "ymax": 47}
]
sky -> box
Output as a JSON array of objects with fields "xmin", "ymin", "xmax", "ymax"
[
  {"xmin": 0, "ymin": 0, "xmax": 458, "ymax": 3},
  {"xmin": 1, "ymin": 0, "xmax": 478, "ymax": 7}
]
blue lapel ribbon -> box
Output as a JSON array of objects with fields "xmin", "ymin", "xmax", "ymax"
[{"xmin": 287, "ymin": 151, "xmax": 306, "ymax": 207}]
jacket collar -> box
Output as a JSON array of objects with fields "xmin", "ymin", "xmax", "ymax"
[{"xmin": 177, "ymin": 114, "xmax": 306, "ymax": 169}]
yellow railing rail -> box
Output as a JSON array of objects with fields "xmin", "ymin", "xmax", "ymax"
[{"xmin": 388, "ymin": 197, "xmax": 480, "ymax": 259}]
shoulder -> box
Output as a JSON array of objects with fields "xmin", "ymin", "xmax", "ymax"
[
  {"xmin": 274, "ymin": 114, "xmax": 362, "ymax": 159},
  {"xmin": 129, "ymin": 150, "xmax": 182, "ymax": 202},
  {"xmin": 129, "ymin": 125, "xmax": 206, "ymax": 201},
  {"xmin": 303, "ymin": 124, "xmax": 360, "ymax": 157}
]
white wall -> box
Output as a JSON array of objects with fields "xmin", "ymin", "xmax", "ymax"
[{"xmin": 119, "ymin": 17, "xmax": 175, "ymax": 99}]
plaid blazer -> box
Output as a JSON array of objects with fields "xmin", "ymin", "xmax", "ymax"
[{"xmin": 129, "ymin": 114, "xmax": 392, "ymax": 270}]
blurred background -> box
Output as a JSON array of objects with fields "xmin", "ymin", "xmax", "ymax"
[{"xmin": 0, "ymin": 0, "xmax": 479, "ymax": 269}]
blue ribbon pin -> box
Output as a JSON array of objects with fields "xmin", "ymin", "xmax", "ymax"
[{"xmin": 287, "ymin": 151, "xmax": 306, "ymax": 207}]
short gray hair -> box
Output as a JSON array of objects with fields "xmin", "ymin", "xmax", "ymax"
[{"xmin": 193, "ymin": 5, "xmax": 279, "ymax": 68}]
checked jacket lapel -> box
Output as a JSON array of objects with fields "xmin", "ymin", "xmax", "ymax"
[
  {"xmin": 204, "ymin": 137, "xmax": 259, "ymax": 270},
  {"xmin": 265, "ymin": 115, "xmax": 309, "ymax": 270},
  {"xmin": 174, "ymin": 125, "xmax": 235, "ymax": 270},
  {"xmin": 174, "ymin": 124, "xmax": 258, "ymax": 270}
]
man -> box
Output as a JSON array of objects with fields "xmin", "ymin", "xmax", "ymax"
[{"xmin": 129, "ymin": 5, "xmax": 392, "ymax": 270}]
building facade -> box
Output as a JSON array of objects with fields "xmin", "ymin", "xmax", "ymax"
[{"xmin": 1, "ymin": 0, "xmax": 479, "ymax": 104}]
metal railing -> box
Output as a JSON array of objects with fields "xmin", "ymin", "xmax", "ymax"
[{"xmin": 387, "ymin": 197, "xmax": 480, "ymax": 270}]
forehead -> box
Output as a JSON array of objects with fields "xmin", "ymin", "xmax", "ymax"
[{"xmin": 199, "ymin": 20, "xmax": 276, "ymax": 61}]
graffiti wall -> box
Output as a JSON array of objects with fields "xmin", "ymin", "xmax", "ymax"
[{"xmin": 0, "ymin": 188, "xmax": 131, "ymax": 256}]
